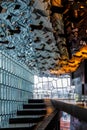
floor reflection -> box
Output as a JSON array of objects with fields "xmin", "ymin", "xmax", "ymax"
[{"xmin": 60, "ymin": 112, "xmax": 70, "ymax": 130}]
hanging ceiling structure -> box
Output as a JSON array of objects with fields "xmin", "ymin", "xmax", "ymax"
[{"xmin": 0, "ymin": 0, "xmax": 87, "ymax": 76}]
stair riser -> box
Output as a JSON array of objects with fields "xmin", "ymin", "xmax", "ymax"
[
  {"xmin": 28, "ymin": 99, "xmax": 44, "ymax": 103},
  {"xmin": 9, "ymin": 117, "xmax": 44, "ymax": 124},
  {"xmin": 23, "ymin": 104, "xmax": 46, "ymax": 109},
  {"xmin": 17, "ymin": 110, "xmax": 46, "ymax": 115}
]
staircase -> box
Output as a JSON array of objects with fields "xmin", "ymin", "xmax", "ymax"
[{"xmin": 0, "ymin": 99, "xmax": 47, "ymax": 130}]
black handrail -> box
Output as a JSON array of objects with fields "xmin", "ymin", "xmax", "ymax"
[
  {"xmin": 36, "ymin": 110, "xmax": 59, "ymax": 130},
  {"xmin": 51, "ymin": 99, "xmax": 87, "ymax": 122}
]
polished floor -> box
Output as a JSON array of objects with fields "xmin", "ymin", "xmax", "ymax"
[{"xmin": 60, "ymin": 112, "xmax": 70, "ymax": 130}]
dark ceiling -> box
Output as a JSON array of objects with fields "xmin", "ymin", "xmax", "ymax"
[{"xmin": 0, "ymin": 0, "xmax": 87, "ymax": 76}]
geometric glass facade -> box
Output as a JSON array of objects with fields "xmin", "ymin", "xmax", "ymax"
[
  {"xmin": 0, "ymin": 51, "xmax": 34, "ymax": 127},
  {"xmin": 34, "ymin": 75, "xmax": 74, "ymax": 99}
]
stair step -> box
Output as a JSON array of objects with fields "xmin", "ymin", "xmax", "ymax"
[
  {"xmin": 27, "ymin": 103, "xmax": 45, "ymax": 105},
  {"xmin": 9, "ymin": 116, "xmax": 44, "ymax": 124},
  {"xmin": 13, "ymin": 115, "xmax": 43, "ymax": 118},
  {"xmin": 17, "ymin": 109, "xmax": 47, "ymax": 115},
  {"xmin": 0, "ymin": 99, "xmax": 47, "ymax": 129},
  {"xmin": 23, "ymin": 103, "xmax": 46, "ymax": 109},
  {"xmin": 9, "ymin": 123, "xmax": 36, "ymax": 128},
  {"xmin": 0, "ymin": 125, "xmax": 36, "ymax": 130},
  {"xmin": 28, "ymin": 99, "xmax": 44, "ymax": 103}
]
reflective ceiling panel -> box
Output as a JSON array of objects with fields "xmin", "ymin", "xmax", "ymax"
[{"xmin": 0, "ymin": 0, "xmax": 87, "ymax": 76}]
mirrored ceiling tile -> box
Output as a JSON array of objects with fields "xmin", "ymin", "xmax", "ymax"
[{"xmin": 1, "ymin": 1, "xmax": 13, "ymax": 8}]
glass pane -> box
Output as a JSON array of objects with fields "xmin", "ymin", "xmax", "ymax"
[
  {"xmin": 62, "ymin": 78, "xmax": 67, "ymax": 87},
  {"xmin": 0, "ymin": 53, "xmax": 2, "ymax": 68},
  {"xmin": 34, "ymin": 75, "xmax": 39, "ymax": 84},
  {"xmin": 57, "ymin": 78, "xmax": 62, "ymax": 87}
]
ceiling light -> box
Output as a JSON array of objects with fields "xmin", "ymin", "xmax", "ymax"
[{"xmin": 80, "ymin": 5, "xmax": 84, "ymax": 8}]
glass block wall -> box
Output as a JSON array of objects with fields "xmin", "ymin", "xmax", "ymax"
[{"xmin": 0, "ymin": 51, "xmax": 34, "ymax": 127}]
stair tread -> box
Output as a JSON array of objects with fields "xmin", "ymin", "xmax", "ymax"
[
  {"xmin": 23, "ymin": 103, "xmax": 45, "ymax": 106},
  {"xmin": 19, "ymin": 108, "xmax": 46, "ymax": 111},
  {"xmin": 3, "ymin": 124, "xmax": 35, "ymax": 128},
  {"xmin": 10, "ymin": 115, "xmax": 44, "ymax": 119},
  {"xmin": 8, "ymin": 123, "xmax": 36, "ymax": 128},
  {"xmin": 9, "ymin": 123, "xmax": 36, "ymax": 127},
  {"xmin": 17, "ymin": 114, "xmax": 45, "ymax": 116}
]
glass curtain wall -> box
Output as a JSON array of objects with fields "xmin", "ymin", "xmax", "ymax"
[
  {"xmin": 0, "ymin": 51, "xmax": 34, "ymax": 127},
  {"xmin": 34, "ymin": 75, "xmax": 75, "ymax": 99}
]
